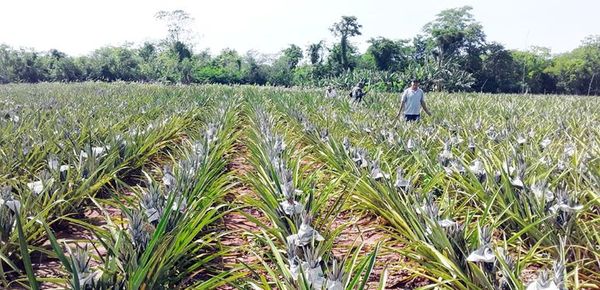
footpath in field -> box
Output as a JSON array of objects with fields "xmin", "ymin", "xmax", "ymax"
[
  {"xmin": 290, "ymin": 123, "xmax": 427, "ymax": 288},
  {"xmin": 330, "ymin": 209, "xmax": 430, "ymax": 289},
  {"xmin": 34, "ymin": 193, "xmax": 127, "ymax": 289},
  {"xmin": 216, "ymin": 114, "xmax": 407, "ymax": 288},
  {"xmin": 217, "ymin": 126, "xmax": 267, "ymax": 288}
]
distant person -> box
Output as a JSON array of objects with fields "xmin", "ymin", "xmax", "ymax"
[
  {"xmin": 325, "ymin": 86, "xmax": 337, "ymax": 98},
  {"xmin": 396, "ymin": 79, "xmax": 431, "ymax": 121},
  {"xmin": 349, "ymin": 81, "xmax": 367, "ymax": 103}
]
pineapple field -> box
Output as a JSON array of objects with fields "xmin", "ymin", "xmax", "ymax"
[{"xmin": 0, "ymin": 82, "xmax": 598, "ymax": 289}]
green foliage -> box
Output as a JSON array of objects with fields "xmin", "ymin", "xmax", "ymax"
[
  {"xmin": 0, "ymin": 83, "xmax": 243, "ymax": 288},
  {"xmin": 366, "ymin": 37, "xmax": 411, "ymax": 71},
  {"xmin": 0, "ymin": 45, "xmax": 47, "ymax": 83},
  {"xmin": 420, "ymin": 6, "xmax": 485, "ymax": 89},
  {"xmin": 307, "ymin": 41, "xmax": 325, "ymax": 66},
  {"xmin": 87, "ymin": 46, "xmax": 142, "ymax": 81},
  {"xmin": 1, "ymin": 83, "xmax": 599, "ymax": 289},
  {"xmin": 476, "ymin": 42, "xmax": 521, "ymax": 93},
  {"xmin": 330, "ymin": 16, "xmax": 363, "ymax": 72},
  {"xmin": 241, "ymin": 51, "xmax": 270, "ymax": 85},
  {"xmin": 512, "ymin": 46, "xmax": 556, "ymax": 94},
  {"xmin": 545, "ymin": 36, "xmax": 600, "ymax": 95},
  {"xmin": 423, "ymin": 6, "xmax": 486, "ymax": 60},
  {"xmin": 0, "ymin": 9, "xmax": 598, "ymax": 95},
  {"xmin": 270, "ymin": 85, "xmax": 599, "ymax": 289},
  {"xmin": 195, "ymin": 65, "xmax": 240, "ymax": 84},
  {"xmin": 327, "ymin": 43, "xmax": 360, "ymax": 76},
  {"xmin": 282, "ymin": 44, "xmax": 304, "ymax": 70},
  {"xmin": 155, "ymin": 10, "xmax": 194, "ymax": 44}
]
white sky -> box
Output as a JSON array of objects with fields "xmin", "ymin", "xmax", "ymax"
[{"xmin": 0, "ymin": 0, "xmax": 598, "ymax": 56}]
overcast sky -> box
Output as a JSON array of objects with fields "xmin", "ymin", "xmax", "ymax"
[{"xmin": 1, "ymin": 0, "xmax": 598, "ymax": 56}]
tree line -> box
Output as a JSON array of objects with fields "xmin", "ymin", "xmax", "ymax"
[{"xmin": 1, "ymin": 7, "xmax": 599, "ymax": 95}]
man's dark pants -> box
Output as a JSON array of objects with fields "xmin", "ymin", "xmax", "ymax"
[{"xmin": 404, "ymin": 114, "xmax": 420, "ymax": 122}]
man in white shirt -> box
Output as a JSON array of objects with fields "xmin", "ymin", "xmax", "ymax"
[{"xmin": 396, "ymin": 79, "xmax": 431, "ymax": 121}]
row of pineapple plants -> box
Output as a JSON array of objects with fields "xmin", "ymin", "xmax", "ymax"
[
  {"xmin": 241, "ymin": 100, "xmax": 383, "ymax": 289},
  {"xmin": 268, "ymin": 89, "xmax": 598, "ymax": 289},
  {"xmin": 0, "ymin": 83, "xmax": 235, "ymax": 288},
  {"xmin": 35, "ymin": 101, "xmax": 241, "ymax": 289},
  {"xmin": 0, "ymin": 83, "xmax": 598, "ymax": 289}
]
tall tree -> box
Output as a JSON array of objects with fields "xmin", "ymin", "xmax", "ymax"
[
  {"xmin": 546, "ymin": 35, "xmax": 600, "ymax": 95},
  {"xmin": 242, "ymin": 51, "xmax": 269, "ymax": 85},
  {"xmin": 366, "ymin": 37, "xmax": 410, "ymax": 71},
  {"xmin": 330, "ymin": 16, "xmax": 362, "ymax": 72},
  {"xmin": 88, "ymin": 46, "xmax": 142, "ymax": 81},
  {"xmin": 138, "ymin": 43, "xmax": 156, "ymax": 62},
  {"xmin": 423, "ymin": 6, "xmax": 485, "ymax": 75},
  {"xmin": 155, "ymin": 10, "xmax": 194, "ymax": 62},
  {"xmin": 155, "ymin": 10, "xmax": 194, "ymax": 44},
  {"xmin": 307, "ymin": 41, "xmax": 324, "ymax": 65},
  {"xmin": 512, "ymin": 46, "xmax": 555, "ymax": 93},
  {"xmin": 423, "ymin": 6, "xmax": 485, "ymax": 58},
  {"xmin": 476, "ymin": 42, "xmax": 520, "ymax": 93},
  {"xmin": 282, "ymin": 44, "xmax": 303, "ymax": 70},
  {"xmin": 326, "ymin": 42, "xmax": 359, "ymax": 75},
  {"xmin": 214, "ymin": 49, "xmax": 242, "ymax": 72}
]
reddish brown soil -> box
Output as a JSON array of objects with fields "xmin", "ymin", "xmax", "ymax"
[
  {"xmin": 292, "ymin": 132, "xmax": 429, "ymax": 289},
  {"xmin": 33, "ymin": 192, "xmax": 127, "ymax": 289},
  {"xmin": 216, "ymin": 140, "xmax": 268, "ymax": 289},
  {"xmin": 328, "ymin": 210, "xmax": 429, "ymax": 289}
]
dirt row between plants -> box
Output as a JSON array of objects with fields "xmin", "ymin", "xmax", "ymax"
[
  {"xmin": 290, "ymin": 128, "xmax": 428, "ymax": 289},
  {"xmin": 216, "ymin": 131, "xmax": 268, "ymax": 289},
  {"xmin": 329, "ymin": 210, "xmax": 430, "ymax": 289},
  {"xmin": 33, "ymin": 142, "xmax": 182, "ymax": 289},
  {"xmin": 33, "ymin": 189, "xmax": 133, "ymax": 289}
]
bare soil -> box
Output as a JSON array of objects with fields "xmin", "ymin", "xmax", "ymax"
[{"xmin": 216, "ymin": 139, "xmax": 269, "ymax": 289}]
